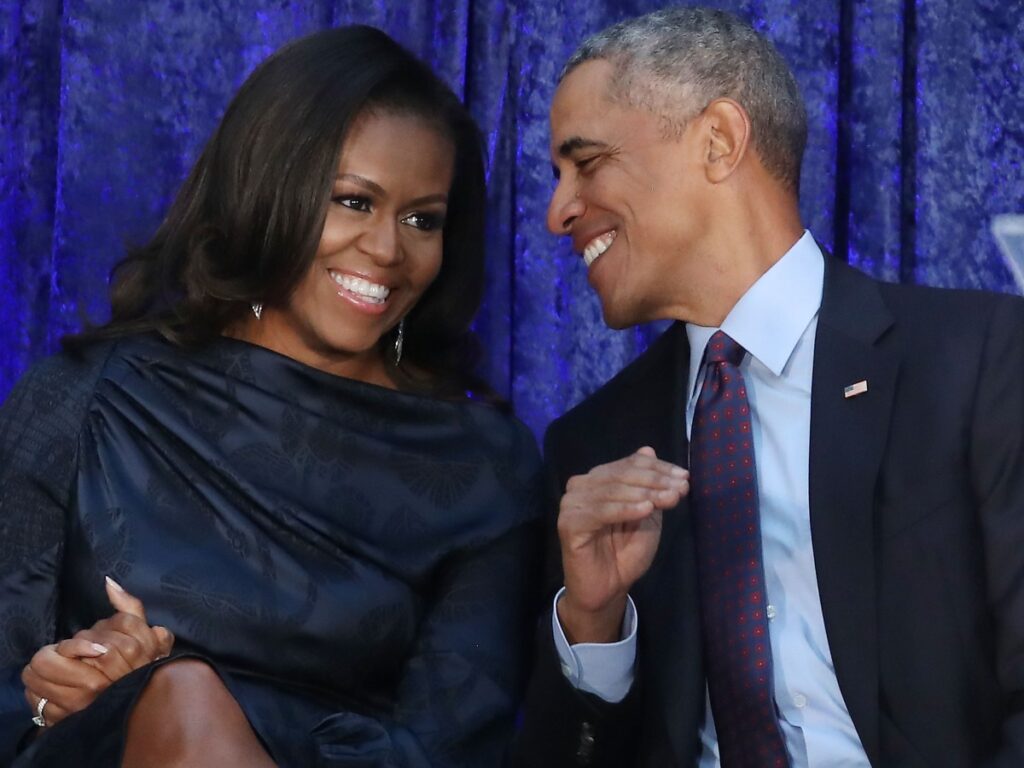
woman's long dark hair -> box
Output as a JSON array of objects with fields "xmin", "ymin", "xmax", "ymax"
[{"xmin": 66, "ymin": 26, "xmax": 492, "ymax": 399}]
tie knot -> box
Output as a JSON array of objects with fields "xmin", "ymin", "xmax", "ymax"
[{"xmin": 705, "ymin": 331, "xmax": 746, "ymax": 366}]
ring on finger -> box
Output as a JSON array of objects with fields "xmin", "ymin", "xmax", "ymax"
[{"xmin": 31, "ymin": 696, "xmax": 48, "ymax": 727}]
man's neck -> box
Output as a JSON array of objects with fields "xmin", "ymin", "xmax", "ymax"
[{"xmin": 679, "ymin": 218, "xmax": 805, "ymax": 326}]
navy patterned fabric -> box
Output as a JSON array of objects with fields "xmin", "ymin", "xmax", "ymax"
[
  {"xmin": 0, "ymin": 334, "xmax": 543, "ymax": 766},
  {"xmin": 690, "ymin": 332, "xmax": 786, "ymax": 768}
]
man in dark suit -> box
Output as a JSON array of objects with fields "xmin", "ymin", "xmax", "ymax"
[{"xmin": 513, "ymin": 7, "xmax": 1024, "ymax": 767}]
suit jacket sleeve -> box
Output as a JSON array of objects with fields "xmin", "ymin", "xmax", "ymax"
[
  {"xmin": 509, "ymin": 421, "xmax": 642, "ymax": 768},
  {"xmin": 970, "ymin": 297, "xmax": 1024, "ymax": 766}
]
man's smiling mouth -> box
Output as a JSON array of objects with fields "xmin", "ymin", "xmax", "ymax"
[{"xmin": 583, "ymin": 230, "xmax": 617, "ymax": 267}]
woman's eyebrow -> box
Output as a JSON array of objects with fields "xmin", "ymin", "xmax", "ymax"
[
  {"xmin": 336, "ymin": 173, "xmax": 386, "ymax": 196},
  {"xmin": 336, "ymin": 174, "xmax": 447, "ymax": 206}
]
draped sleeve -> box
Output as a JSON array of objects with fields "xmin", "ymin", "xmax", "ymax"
[
  {"xmin": 308, "ymin": 412, "xmax": 546, "ymax": 768},
  {"xmin": 0, "ymin": 346, "xmax": 110, "ymax": 761}
]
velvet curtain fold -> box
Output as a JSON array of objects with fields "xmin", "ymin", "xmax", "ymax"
[{"xmin": 2, "ymin": 0, "xmax": 1022, "ymax": 437}]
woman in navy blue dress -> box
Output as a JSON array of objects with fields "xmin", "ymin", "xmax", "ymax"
[{"xmin": 0, "ymin": 26, "xmax": 542, "ymax": 767}]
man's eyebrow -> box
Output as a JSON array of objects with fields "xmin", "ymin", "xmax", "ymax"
[{"xmin": 557, "ymin": 136, "xmax": 608, "ymax": 157}]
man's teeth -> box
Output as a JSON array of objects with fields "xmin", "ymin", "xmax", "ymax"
[
  {"xmin": 583, "ymin": 231, "xmax": 617, "ymax": 267},
  {"xmin": 331, "ymin": 272, "xmax": 390, "ymax": 303}
]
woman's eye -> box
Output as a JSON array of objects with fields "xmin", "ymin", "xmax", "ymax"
[
  {"xmin": 402, "ymin": 212, "xmax": 444, "ymax": 232},
  {"xmin": 335, "ymin": 196, "xmax": 371, "ymax": 212}
]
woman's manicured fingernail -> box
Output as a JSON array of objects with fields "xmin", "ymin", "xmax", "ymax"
[
  {"xmin": 105, "ymin": 575, "xmax": 125, "ymax": 592},
  {"xmin": 91, "ymin": 643, "xmax": 109, "ymax": 655}
]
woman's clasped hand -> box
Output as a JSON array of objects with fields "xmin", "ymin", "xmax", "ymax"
[{"xmin": 22, "ymin": 579, "xmax": 173, "ymax": 728}]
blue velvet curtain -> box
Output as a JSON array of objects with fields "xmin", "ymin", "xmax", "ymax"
[{"xmin": 2, "ymin": 0, "xmax": 1022, "ymax": 438}]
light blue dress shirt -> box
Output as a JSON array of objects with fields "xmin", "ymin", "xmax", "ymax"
[{"xmin": 553, "ymin": 232, "xmax": 870, "ymax": 766}]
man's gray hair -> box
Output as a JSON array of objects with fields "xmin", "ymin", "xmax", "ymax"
[{"xmin": 563, "ymin": 7, "xmax": 807, "ymax": 191}]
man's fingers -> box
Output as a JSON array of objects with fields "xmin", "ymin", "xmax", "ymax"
[
  {"xmin": 565, "ymin": 480, "xmax": 686, "ymax": 508},
  {"xmin": 568, "ymin": 468, "xmax": 684, "ymax": 496},
  {"xmin": 600, "ymin": 466, "xmax": 689, "ymax": 492},
  {"xmin": 560, "ymin": 497, "xmax": 663, "ymax": 534},
  {"xmin": 563, "ymin": 458, "xmax": 689, "ymax": 513},
  {"xmin": 105, "ymin": 576, "xmax": 147, "ymax": 621},
  {"xmin": 580, "ymin": 450, "xmax": 688, "ymax": 487}
]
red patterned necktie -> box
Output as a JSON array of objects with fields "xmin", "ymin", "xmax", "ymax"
[{"xmin": 690, "ymin": 331, "xmax": 789, "ymax": 768}]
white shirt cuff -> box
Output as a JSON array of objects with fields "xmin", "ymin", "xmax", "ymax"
[{"xmin": 551, "ymin": 586, "xmax": 637, "ymax": 703}]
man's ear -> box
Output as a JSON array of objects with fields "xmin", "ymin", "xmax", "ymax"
[{"xmin": 701, "ymin": 98, "xmax": 751, "ymax": 183}]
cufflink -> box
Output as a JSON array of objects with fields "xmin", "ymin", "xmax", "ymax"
[{"xmin": 575, "ymin": 721, "xmax": 595, "ymax": 764}]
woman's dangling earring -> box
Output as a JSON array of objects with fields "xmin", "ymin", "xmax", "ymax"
[
  {"xmin": 251, "ymin": 303, "xmax": 263, "ymax": 320},
  {"xmin": 393, "ymin": 319, "xmax": 405, "ymax": 366}
]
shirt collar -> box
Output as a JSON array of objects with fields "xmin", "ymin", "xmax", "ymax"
[{"xmin": 686, "ymin": 230, "xmax": 824, "ymax": 390}]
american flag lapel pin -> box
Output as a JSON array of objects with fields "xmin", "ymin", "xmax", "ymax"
[{"xmin": 844, "ymin": 379, "xmax": 868, "ymax": 399}]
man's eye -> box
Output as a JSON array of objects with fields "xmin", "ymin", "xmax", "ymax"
[
  {"xmin": 575, "ymin": 156, "xmax": 599, "ymax": 172},
  {"xmin": 335, "ymin": 196, "xmax": 371, "ymax": 212},
  {"xmin": 402, "ymin": 212, "xmax": 445, "ymax": 232}
]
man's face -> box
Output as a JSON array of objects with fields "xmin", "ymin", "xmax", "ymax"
[{"xmin": 547, "ymin": 59, "xmax": 712, "ymax": 328}]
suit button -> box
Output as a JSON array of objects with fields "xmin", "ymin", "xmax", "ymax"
[{"xmin": 576, "ymin": 721, "xmax": 595, "ymax": 764}]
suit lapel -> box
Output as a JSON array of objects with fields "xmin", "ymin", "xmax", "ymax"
[
  {"xmin": 808, "ymin": 258, "xmax": 899, "ymax": 765},
  {"xmin": 622, "ymin": 322, "xmax": 705, "ymax": 765}
]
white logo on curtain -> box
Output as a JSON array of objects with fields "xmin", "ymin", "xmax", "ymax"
[{"xmin": 993, "ymin": 214, "xmax": 1024, "ymax": 294}]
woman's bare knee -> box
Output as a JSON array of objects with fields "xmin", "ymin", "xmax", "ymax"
[
  {"xmin": 145, "ymin": 659, "xmax": 225, "ymax": 703},
  {"xmin": 123, "ymin": 659, "xmax": 275, "ymax": 768}
]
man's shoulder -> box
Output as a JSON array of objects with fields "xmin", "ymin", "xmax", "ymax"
[
  {"xmin": 877, "ymin": 274, "xmax": 1024, "ymax": 343},
  {"xmin": 830, "ymin": 258, "xmax": 1023, "ymax": 335},
  {"xmin": 544, "ymin": 323, "xmax": 685, "ymax": 458}
]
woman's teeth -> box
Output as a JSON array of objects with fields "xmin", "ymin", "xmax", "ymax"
[
  {"xmin": 583, "ymin": 230, "xmax": 617, "ymax": 267},
  {"xmin": 331, "ymin": 272, "xmax": 390, "ymax": 303}
]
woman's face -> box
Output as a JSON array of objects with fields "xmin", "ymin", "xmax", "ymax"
[{"xmin": 244, "ymin": 110, "xmax": 454, "ymax": 385}]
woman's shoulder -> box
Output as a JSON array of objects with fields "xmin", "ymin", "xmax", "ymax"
[
  {"xmin": 445, "ymin": 400, "xmax": 544, "ymax": 521},
  {"xmin": 458, "ymin": 397, "xmax": 541, "ymax": 463},
  {"xmin": 0, "ymin": 340, "xmax": 123, "ymax": 540},
  {"xmin": 3, "ymin": 339, "xmax": 121, "ymax": 418}
]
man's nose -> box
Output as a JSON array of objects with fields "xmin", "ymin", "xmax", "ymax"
[{"xmin": 546, "ymin": 179, "xmax": 584, "ymax": 236}]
